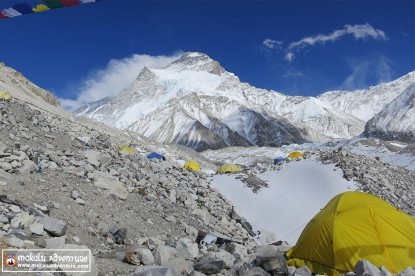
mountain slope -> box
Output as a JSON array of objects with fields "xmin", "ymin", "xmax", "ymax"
[
  {"xmin": 318, "ymin": 71, "xmax": 415, "ymax": 121},
  {"xmin": 0, "ymin": 62, "xmax": 60, "ymax": 107},
  {"xmin": 75, "ymin": 52, "xmax": 365, "ymax": 150},
  {"xmin": 365, "ymin": 83, "xmax": 415, "ymax": 143}
]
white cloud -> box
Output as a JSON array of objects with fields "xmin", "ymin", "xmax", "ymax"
[
  {"xmin": 375, "ymin": 55, "xmax": 393, "ymax": 83},
  {"xmin": 340, "ymin": 55, "xmax": 393, "ymax": 90},
  {"xmin": 341, "ymin": 61, "xmax": 370, "ymax": 90},
  {"xmin": 285, "ymin": 23, "xmax": 386, "ymax": 61},
  {"xmin": 60, "ymin": 53, "xmax": 181, "ymax": 111},
  {"xmin": 285, "ymin": 52, "xmax": 294, "ymax": 61},
  {"xmin": 262, "ymin": 39, "xmax": 283, "ymax": 50}
]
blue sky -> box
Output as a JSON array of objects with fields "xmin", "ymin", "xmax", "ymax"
[{"xmin": 0, "ymin": 0, "xmax": 414, "ymax": 110}]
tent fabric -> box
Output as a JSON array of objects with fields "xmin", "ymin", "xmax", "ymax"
[
  {"xmin": 12, "ymin": 3, "xmax": 34, "ymax": 14},
  {"xmin": 287, "ymin": 151, "xmax": 303, "ymax": 159},
  {"xmin": 118, "ymin": 145, "xmax": 134, "ymax": 154},
  {"xmin": 216, "ymin": 164, "xmax": 242, "ymax": 174},
  {"xmin": 183, "ymin": 161, "xmax": 200, "ymax": 172},
  {"xmin": 274, "ymin": 157, "xmax": 286, "ymax": 165},
  {"xmin": 0, "ymin": 91, "xmax": 12, "ymax": 100},
  {"xmin": 286, "ymin": 191, "xmax": 415, "ymax": 275},
  {"xmin": 147, "ymin": 152, "xmax": 165, "ymax": 160}
]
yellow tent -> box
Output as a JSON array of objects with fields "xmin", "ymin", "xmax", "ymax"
[
  {"xmin": 0, "ymin": 91, "xmax": 12, "ymax": 100},
  {"xmin": 287, "ymin": 191, "xmax": 415, "ymax": 275},
  {"xmin": 216, "ymin": 164, "xmax": 242, "ymax": 174},
  {"xmin": 118, "ymin": 145, "xmax": 134, "ymax": 154},
  {"xmin": 183, "ymin": 161, "xmax": 200, "ymax": 172},
  {"xmin": 287, "ymin": 151, "xmax": 303, "ymax": 159}
]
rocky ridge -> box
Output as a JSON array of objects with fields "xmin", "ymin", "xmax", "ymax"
[{"xmin": 319, "ymin": 149, "xmax": 415, "ymax": 216}]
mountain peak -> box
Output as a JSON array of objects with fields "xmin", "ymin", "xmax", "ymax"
[{"xmin": 167, "ymin": 52, "xmax": 225, "ymax": 75}]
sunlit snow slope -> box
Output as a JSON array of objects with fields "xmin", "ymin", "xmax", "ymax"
[
  {"xmin": 75, "ymin": 52, "xmax": 370, "ymax": 151},
  {"xmin": 210, "ymin": 158, "xmax": 357, "ymax": 245}
]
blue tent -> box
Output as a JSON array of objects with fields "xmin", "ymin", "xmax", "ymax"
[
  {"xmin": 274, "ymin": 156, "xmax": 286, "ymax": 165},
  {"xmin": 147, "ymin": 152, "xmax": 165, "ymax": 160}
]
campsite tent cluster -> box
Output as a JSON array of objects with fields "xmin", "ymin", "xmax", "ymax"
[
  {"xmin": 274, "ymin": 151, "xmax": 303, "ymax": 165},
  {"xmin": 116, "ymin": 145, "xmax": 244, "ymax": 174},
  {"xmin": 286, "ymin": 191, "xmax": 415, "ymax": 275},
  {"xmin": 0, "ymin": 0, "xmax": 102, "ymax": 20}
]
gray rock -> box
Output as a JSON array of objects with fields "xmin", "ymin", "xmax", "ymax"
[
  {"xmin": 379, "ymin": 266, "xmax": 392, "ymax": 276},
  {"xmin": 115, "ymin": 251, "xmax": 126, "ymax": 262},
  {"xmin": 38, "ymin": 215, "xmax": 67, "ymax": 237},
  {"xmin": 153, "ymin": 244, "xmax": 193, "ymax": 274},
  {"xmin": 94, "ymin": 173, "xmax": 128, "ymax": 200},
  {"xmin": 75, "ymin": 198, "xmax": 86, "ymax": 205},
  {"xmin": 293, "ymin": 265, "xmax": 312, "ymax": 276},
  {"xmin": 194, "ymin": 257, "xmax": 226, "ymax": 274},
  {"xmin": 206, "ymin": 250, "xmax": 235, "ymax": 269},
  {"xmin": 29, "ymin": 222, "xmax": 44, "ymax": 235},
  {"xmin": 84, "ymin": 150, "xmax": 101, "ymax": 167},
  {"xmin": 247, "ymin": 267, "xmax": 272, "ymax": 276},
  {"xmin": 18, "ymin": 159, "xmax": 38, "ymax": 174},
  {"xmin": 46, "ymin": 236, "xmax": 66, "ymax": 249},
  {"xmin": 136, "ymin": 248, "xmax": 155, "ymax": 265},
  {"xmin": 399, "ymin": 267, "xmax": 415, "ymax": 276},
  {"xmin": 0, "ymin": 215, "xmax": 9, "ymax": 223},
  {"xmin": 1, "ymin": 162, "xmax": 12, "ymax": 171},
  {"xmin": 71, "ymin": 190, "xmax": 80, "ymax": 199},
  {"xmin": 5, "ymin": 237, "xmax": 25, "ymax": 248},
  {"xmin": 355, "ymin": 260, "xmax": 382, "ymax": 276},
  {"xmin": 133, "ymin": 266, "xmax": 175, "ymax": 276}
]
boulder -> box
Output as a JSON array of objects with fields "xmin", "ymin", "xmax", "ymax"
[
  {"xmin": 38, "ymin": 215, "xmax": 67, "ymax": 237},
  {"xmin": 194, "ymin": 257, "xmax": 226, "ymax": 274},
  {"xmin": 354, "ymin": 260, "xmax": 382, "ymax": 276},
  {"xmin": 133, "ymin": 266, "xmax": 175, "ymax": 276},
  {"xmin": 94, "ymin": 172, "xmax": 128, "ymax": 200}
]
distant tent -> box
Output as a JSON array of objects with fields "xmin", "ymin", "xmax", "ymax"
[
  {"xmin": 274, "ymin": 157, "xmax": 286, "ymax": 165},
  {"xmin": 118, "ymin": 145, "xmax": 134, "ymax": 154},
  {"xmin": 147, "ymin": 152, "xmax": 165, "ymax": 161},
  {"xmin": 287, "ymin": 151, "xmax": 303, "ymax": 159},
  {"xmin": 216, "ymin": 164, "xmax": 242, "ymax": 174},
  {"xmin": 286, "ymin": 191, "xmax": 415, "ymax": 275},
  {"xmin": 183, "ymin": 161, "xmax": 200, "ymax": 172},
  {"xmin": 0, "ymin": 91, "xmax": 12, "ymax": 100}
]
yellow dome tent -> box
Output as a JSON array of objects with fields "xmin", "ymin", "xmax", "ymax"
[
  {"xmin": 183, "ymin": 161, "xmax": 200, "ymax": 172},
  {"xmin": 286, "ymin": 191, "xmax": 415, "ymax": 275},
  {"xmin": 118, "ymin": 145, "xmax": 134, "ymax": 155},
  {"xmin": 216, "ymin": 164, "xmax": 242, "ymax": 174},
  {"xmin": 287, "ymin": 151, "xmax": 303, "ymax": 159},
  {"xmin": 0, "ymin": 91, "xmax": 12, "ymax": 100}
]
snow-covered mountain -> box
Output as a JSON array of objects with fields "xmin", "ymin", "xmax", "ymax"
[
  {"xmin": 318, "ymin": 72, "xmax": 415, "ymax": 121},
  {"xmin": 75, "ymin": 52, "xmax": 365, "ymax": 151},
  {"xmin": 365, "ymin": 83, "xmax": 415, "ymax": 143}
]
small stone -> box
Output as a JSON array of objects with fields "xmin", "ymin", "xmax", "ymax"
[
  {"xmin": 9, "ymin": 205, "xmax": 21, "ymax": 213},
  {"xmin": 125, "ymin": 251, "xmax": 140, "ymax": 265},
  {"xmin": 29, "ymin": 222, "xmax": 44, "ymax": 235},
  {"xmin": 5, "ymin": 237, "xmax": 25, "ymax": 248},
  {"xmin": 75, "ymin": 198, "xmax": 86, "ymax": 205},
  {"xmin": 71, "ymin": 190, "xmax": 79, "ymax": 199}
]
